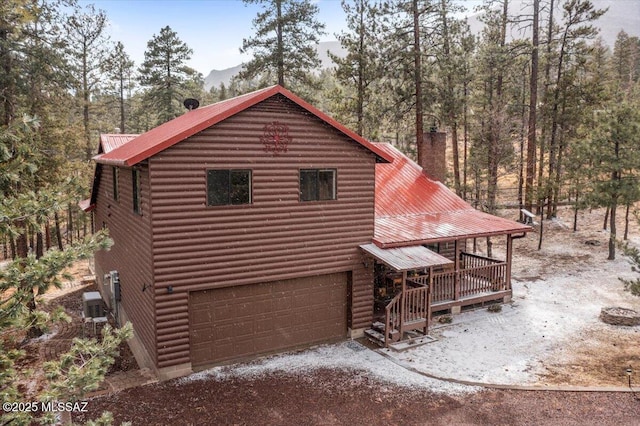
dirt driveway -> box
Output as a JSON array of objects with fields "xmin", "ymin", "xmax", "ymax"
[{"xmin": 71, "ymin": 368, "xmax": 640, "ymax": 426}]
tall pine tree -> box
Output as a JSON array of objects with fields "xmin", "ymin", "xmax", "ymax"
[
  {"xmin": 138, "ymin": 26, "xmax": 199, "ymax": 125},
  {"xmin": 238, "ymin": 0, "xmax": 325, "ymax": 90}
]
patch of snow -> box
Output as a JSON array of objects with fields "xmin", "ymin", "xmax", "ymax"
[
  {"xmin": 183, "ymin": 209, "xmax": 640, "ymax": 390},
  {"xmin": 387, "ymin": 211, "xmax": 640, "ymax": 386},
  {"xmin": 29, "ymin": 330, "xmax": 57, "ymax": 343},
  {"xmin": 180, "ymin": 341, "xmax": 478, "ymax": 395}
]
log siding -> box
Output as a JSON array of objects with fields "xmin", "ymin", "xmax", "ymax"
[
  {"xmin": 148, "ymin": 96, "xmax": 377, "ymax": 367},
  {"xmin": 94, "ymin": 162, "xmax": 157, "ymax": 366}
]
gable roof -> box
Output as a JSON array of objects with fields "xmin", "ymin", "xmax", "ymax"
[
  {"xmin": 81, "ymin": 134, "xmax": 139, "ymax": 212},
  {"xmin": 94, "ymin": 85, "xmax": 393, "ymax": 166},
  {"xmin": 373, "ymin": 143, "xmax": 530, "ymax": 248},
  {"xmin": 99, "ymin": 134, "xmax": 139, "ymax": 154}
]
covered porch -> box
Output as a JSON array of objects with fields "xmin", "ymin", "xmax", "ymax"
[{"xmin": 360, "ymin": 235, "xmax": 518, "ymax": 348}]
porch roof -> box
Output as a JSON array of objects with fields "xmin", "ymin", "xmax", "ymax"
[
  {"xmin": 360, "ymin": 243, "xmax": 453, "ymax": 272},
  {"xmin": 373, "ymin": 142, "xmax": 531, "ymax": 248}
]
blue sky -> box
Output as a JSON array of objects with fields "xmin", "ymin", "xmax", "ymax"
[{"xmin": 86, "ymin": 0, "xmax": 350, "ymax": 75}]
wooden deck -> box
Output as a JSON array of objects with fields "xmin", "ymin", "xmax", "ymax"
[
  {"xmin": 408, "ymin": 252, "xmax": 508, "ymax": 308},
  {"xmin": 368, "ymin": 252, "xmax": 510, "ymax": 347}
]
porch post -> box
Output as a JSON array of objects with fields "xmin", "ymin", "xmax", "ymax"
[
  {"xmin": 454, "ymin": 239, "xmax": 460, "ymax": 300},
  {"xmin": 400, "ymin": 271, "xmax": 407, "ymax": 333},
  {"xmin": 506, "ymin": 235, "xmax": 513, "ymax": 290},
  {"xmin": 426, "ymin": 266, "xmax": 433, "ymax": 332}
]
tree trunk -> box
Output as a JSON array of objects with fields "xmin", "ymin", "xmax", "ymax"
[
  {"xmin": 518, "ymin": 63, "xmax": 528, "ymax": 216},
  {"xmin": 573, "ymin": 189, "xmax": 580, "ymax": 232},
  {"xmin": 356, "ymin": 1, "xmax": 365, "ymax": 136},
  {"xmin": 451, "ymin": 124, "xmax": 461, "ymax": 195},
  {"xmin": 440, "ymin": 0, "xmax": 460, "ymax": 194},
  {"xmin": 624, "ymin": 202, "xmax": 630, "ymax": 240},
  {"xmin": 536, "ymin": 0, "xmax": 554, "ymax": 215},
  {"xmin": 1, "ymin": 25, "xmax": 15, "ymax": 125},
  {"xmin": 413, "ymin": 0, "xmax": 424, "ymax": 163},
  {"xmin": 120, "ymin": 67, "xmax": 126, "ymax": 133},
  {"xmin": 54, "ymin": 211, "xmax": 64, "ymax": 250},
  {"xmin": 10, "ymin": 237, "xmax": 16, "ymax": 259},
  {"xmin": 603, "ymin": 206, "xmax": 609, "ymax": 231},
  {"xmin": 525, "ymin": 0, "xmax": 539, "ymax": 212},
  {"xmin": 487, "ymin": 0, "xmax": 508, "ymax": 215},
  {"xmin": 537, "ymin": 204, "xmax": 545, "ymax": 250},
  {"xmin": 463, "ymin": 81, "xmax": 469, "ymax": 200},
  {"xmin": 276, "ymin": 0, "xmax": 285, "ymax": 87},
  {"xmin": 608, "ymin": 201, "xmax": 617, "ymax": 260},
  {"xmin": 36, "ymin": 231, "xmax": 44, "ymax": 259},
  {"xmin": 15, "ymin": 220, "xmax": 42, "ymax": 338},
  {"xmin": 45, "ymin": 222, "xmax": 51, "ymax": 250},
  {"xmin": 67, "ymin": 204, "xmax": 73, "ymax": 245}
]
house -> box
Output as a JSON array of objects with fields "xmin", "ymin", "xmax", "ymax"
[{"xmin": 83, "ymin": 85, "xmax": 529, "ymax": 379}]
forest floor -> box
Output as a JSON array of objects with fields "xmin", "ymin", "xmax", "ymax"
[{"xmin": 5, "ymin": 207, "xmax": 640, "ymax": 425}]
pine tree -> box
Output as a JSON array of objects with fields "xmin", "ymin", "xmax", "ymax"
[
  {"xmin": 329, "ymin": 0, "xmax": 385, "ymax": 137},
  {"xmin": 0, "ymin": 123, "xmax": 131, "ymax": 426},
  {"xmin": 585, "ymin": 100, "xmax": 640, "ymax": 260},
  {"xmin": 541, "ymin": 0, "xmax": 606, "ymax": 218},
  {"xmin": 138, "ymin": 26, "xmax": 199, "ymax": 125},
  {"xmin": 64, "ymin": 3, "xmax": 110, "ymax": 160},
  {"xmin": 102, "ymin": 41, "xmax": 136, "ymax": 133},
  {"xmin": 379, "ymin": 0, "xmax": 438, "ymax": 159},
  {"xmin": 238, "ymin": 0, "xmax": 326, "ymax": 90},
  {"xmin": 432, "ymin": 0, "xmax": 471, "ymax": 195}
]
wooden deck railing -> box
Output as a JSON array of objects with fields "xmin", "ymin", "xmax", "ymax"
[
  {"xmin": 384, "ymin": 284, "xmax": 429, "ymax": 347},
  {"xmin": 461, "ymin": 252, "xmax": 503, "ymax": 269},
  {"xmin": 403, "ymin": 285, "xmax": 429, "ymax": 324},
  {"xmin": 384, "ymin": 292, "xmax": 402, "ymax": 347},
  {"xmin": 407, "ymin": 253, "xmax": 508, "ymax": 304}
]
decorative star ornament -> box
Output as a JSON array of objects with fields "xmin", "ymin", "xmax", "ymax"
[{"xmin": 261, "ymin": 121, "xmax": 292, "ymax": 156}]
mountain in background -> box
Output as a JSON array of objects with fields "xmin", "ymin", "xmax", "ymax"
[{"xmin": 204, "ymin": 0, "xmax": 638, "ymax": 91}]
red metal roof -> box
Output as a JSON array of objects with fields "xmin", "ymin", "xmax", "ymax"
[
  {"xmin": 374, "ymin": 143, "xmax": 530, "ymax": 248},
  {"xmin": 94, "ymin": 85, "xmax": 393, "ymax": 166},
  {"xmin": 99, "ymin": 134, "xmax": 138, "ymax": 154}
]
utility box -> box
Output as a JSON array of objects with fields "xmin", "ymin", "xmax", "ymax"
[{"xmin": 82, "ymin": 291, "xmax": 104, "ymax": 318}]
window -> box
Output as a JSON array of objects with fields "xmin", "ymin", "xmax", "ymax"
[
  {"xmin": 299, "ymin": 169, "xmax": 336, "ymax": 202},
  {"xmin": 207, "ymin": 169, "xmax": 252, "ymax": 206},
  {"xmin": 112, "ymin": 167, "xmax": 119, "ymax": 201},
  {"xmin": 132, "ymin": 169, "xmax": 141, "ymax": 215}
]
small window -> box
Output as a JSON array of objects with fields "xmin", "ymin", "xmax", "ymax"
[
  {"xmin": 132, "ymin": 169, "xmax": 142, "ymax": 215},
  {"xmin": 112, "ymin": 167, "xmax": 119, "ymax": 201},
  {"xmin": 207, "ymin": 169, "xmax": 252, "ymax": 206},
  {"xmin": 299, "ymin": 169, "xmax": 336, "ymax": 202}
]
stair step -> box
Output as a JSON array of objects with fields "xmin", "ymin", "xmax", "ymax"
[
  {"xmin": 364, "ymin": 328, "xmax": 386, "ymax": 346},
  {"xmin": 371, "ymin": 322, "xmax": 400, "ymax": 337},
  {"xmin": 372, "ymin": 321, "xmax": 385, "ymax": 330}
]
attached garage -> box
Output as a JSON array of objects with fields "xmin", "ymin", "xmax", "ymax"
[{"xmin": 189, "ymin": 272, "xmax": 348, "ymax": 367}]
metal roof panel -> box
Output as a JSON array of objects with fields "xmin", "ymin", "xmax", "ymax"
[
  {"xmin": 360, "ymin": 243, "xmax": 453, "ymax": 272},
  {"xmin": 99, "ymin": 134, "xmax": 138, "ymax": 154},
  {"xmin": 373, "ymin": 143, "xmax": 530, "ymax": 247}
]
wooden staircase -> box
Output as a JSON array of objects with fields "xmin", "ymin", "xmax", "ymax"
[{"xmin": 365, "ymin": 283, "xmax": 431, "ymax": 348}]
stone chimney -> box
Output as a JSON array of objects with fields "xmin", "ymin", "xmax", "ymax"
[{"xmin": 417, "ymin": 131, "xmax": 447, "ymax": 182}]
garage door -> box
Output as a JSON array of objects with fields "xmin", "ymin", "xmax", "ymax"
[{"xmin": 189, "ymin": 273, "xmax": 348, "ymax": 367}]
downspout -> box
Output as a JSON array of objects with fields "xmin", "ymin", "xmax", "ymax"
[{"xmin": 506, "ymin": 232, "xmax": 527, "ymax": 290}]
